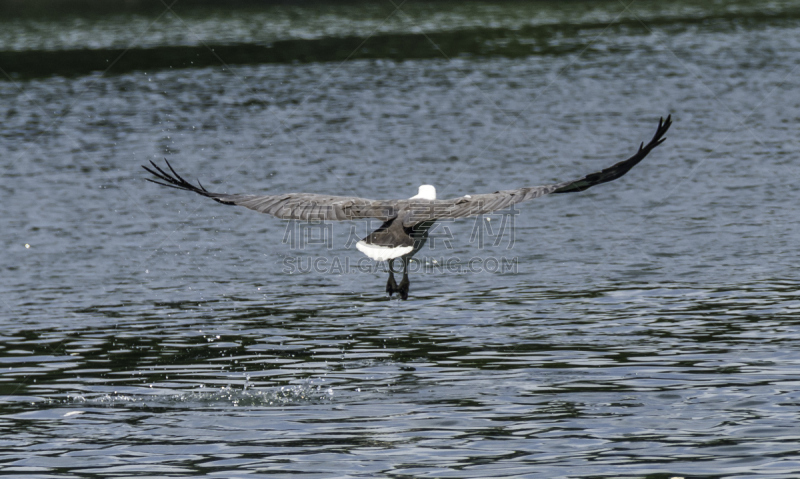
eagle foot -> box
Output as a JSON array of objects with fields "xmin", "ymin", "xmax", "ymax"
[
  {"xmin": 398, "ymin": 278, "xmax": 410, "ymax": 300},
  {"xmin": 386, "ymin": 273, "xmax": 399, "ymax": 296}
]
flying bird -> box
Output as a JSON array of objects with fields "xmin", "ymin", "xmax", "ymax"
[{"xmin": 144, "ymin": 115, "xmax": 671, "ymax": 299}]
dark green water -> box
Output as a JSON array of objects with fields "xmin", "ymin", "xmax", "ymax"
[{"xmin": 3, "ymin": 1, "xmax": 800, "ymax": 477}]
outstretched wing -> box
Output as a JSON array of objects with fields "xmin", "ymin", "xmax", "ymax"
[
  {"xmin": 142, "ymin": 160, "xmax": 396, "ymax": 221},
  {"xmin": 401, "ymin": 115, "xmax": 672, "ymax": 225}
]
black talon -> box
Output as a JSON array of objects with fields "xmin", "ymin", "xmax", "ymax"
[
  {"xmin": 398, "ymin": 257, "xmax": 410, "ymax": 300},
  {"xmin": 398, "ymin": 278, "xmax": 409, "ymax": 300},
  {"xmin": 386, "ymin": 259, "xmax": 398, "ymax": 296}
]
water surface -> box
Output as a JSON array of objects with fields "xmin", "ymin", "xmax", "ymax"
[{"xmin": 2, "ymin": 1, "xmax": 800, "ymax": 477}]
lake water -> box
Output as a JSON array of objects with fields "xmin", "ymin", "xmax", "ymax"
[{"xmin": 3, "ymin": 1, "xmax": 800, "ymax": 477}]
